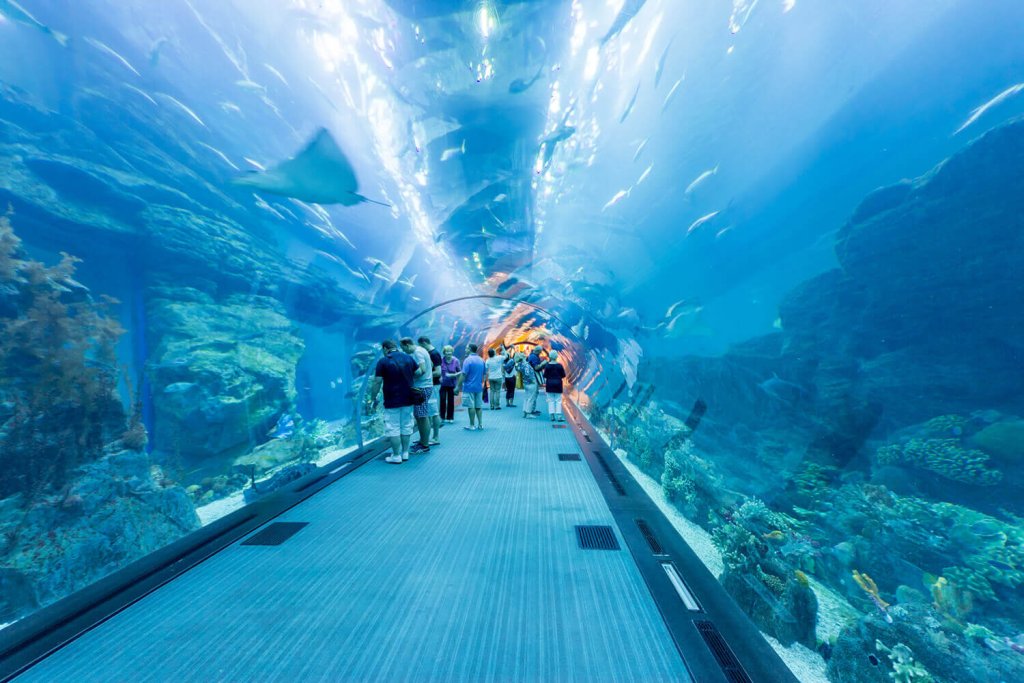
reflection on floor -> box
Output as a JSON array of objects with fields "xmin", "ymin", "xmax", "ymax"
[{"xmin": 17, "ymin": 400, "xmax": 690, "ymax": 682}]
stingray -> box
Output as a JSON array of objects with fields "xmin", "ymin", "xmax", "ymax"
[{"xmin": 233, "ymin": 128, "xmax": 389, "ymax": 206}]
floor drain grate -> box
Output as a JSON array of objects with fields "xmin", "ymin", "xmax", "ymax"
[
  {"xmin": 635, "ymin": 518, "xmax": 665, "ymax": 555},
  {"xmin": 552, "ymin": 424, "xmax": 567, "ymax": 429},
  {"xmin": 558, "ymin": 453, "xmax": 581, "ymax": 461},
  {"xmin": 593, "ymin": 452, "xmax": 627, "ymax": 495},
  {"xmin": 575, "ymin": 525, "xmax": 620, "ymax": 550},
  {"xmin": 695, "ymin": 620, "xmax": 751, "ymax": 683},
  {"xmin": 241, "ymin": 522, "xmax": 308, "ymax": 546}
]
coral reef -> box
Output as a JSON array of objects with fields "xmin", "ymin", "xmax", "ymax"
[
  {"xmin": 146, "ymin": 288, "xmax": 305, "ymax": 467},
  {"xmin": 876, "ymin": 438, "xmax": 1001, "ymax": 486},
  {"xmin": 0, "ymin": 448, "xmax": 199, "ymax": 622}
]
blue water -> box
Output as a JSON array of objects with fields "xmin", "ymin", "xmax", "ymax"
[{"xmin": 1, "ymin": 0, "xmax": 1024, "ymax": 679}]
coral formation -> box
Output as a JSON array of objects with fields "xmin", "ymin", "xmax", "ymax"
[
  {"xmin": 874, "ymin": 641, "xmax": 932, "ymax": 682},
  {"xmin": 877, "ymin": 438, "xmax": 1001, "ymax": 486},
  {"xmin": 0, "ymin": 213, "xmax": 126, "ymax": 497}
]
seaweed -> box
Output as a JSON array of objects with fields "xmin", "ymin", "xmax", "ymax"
[{"xmin": 0, "ymin": 213, "xmax": 125, "ymax": 497}]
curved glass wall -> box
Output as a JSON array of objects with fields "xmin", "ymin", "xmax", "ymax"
[{"xmin": 2, "ymin": 1, "xmax": 1023, "ymax": 681}]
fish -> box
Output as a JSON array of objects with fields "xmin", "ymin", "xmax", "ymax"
[
  {"xmin": 156, "ymin": 93, "xmax": 206, "ymax": 127},
  {"xmin": 989, "ymin": 559, "xmax": 1016, "ymax": 572},
  {"xmin": 666, "ymin": 299, "xmax": 700, "ymax": 318},
  {"xmin": 493, "ymin": 193, "xmax": 508, "ymax": 202},
  {"xmin": 0, "ymin": 0, "xmax": 67, "ymax": 46},
  {"xmin": 396, "ymin": 274, "xmax": 418, "ymax": 288},
  {"xmin": 632, "ymin": 138, "xmax": 649, "ymax": 163},
  {"xmin": 163, "ymin": 382, "xmax": 197, "ymax": 394},
  {"xmin": 757, "ymin": 373, "xmax": 809, "ymax": 402},
  {"xmin": 540, "ymin": 124, "xmax": 576, "ymax": 167},
  {"xmin": 509, "ymin": 65, "xmax": 545, "ymax": 94},
  {"xmin": 602, "ymin": 189, "xmax": 630, "ymax": 211},
  {"xmin": 263, "ymin": 63, "xmax": 289, "ymax": 87},
  {"xmin": 440, "ymin": 140, "xmax": 466, "ymax": 162},
  {"xmin": 236, "ymin": 79, "xmax": 268, "ymax": 95},
  {"xmin": 954, "ymin": 83, "xmax": 1024, "ymax": 135},
  {"xmin": 84, "ymin": 37, "xmax": 141, "ymax": 77},
  {"xmin": 654, "ymin": 40, "xmax": 673, "ymax": 88},
  {"xmin": 619, "ymin": 84, "xmax": 641, "ymax": 123},
  {"xmin": 599, "ymin": 0, "xmax": 649, "ymax": 46},
  {"xmin": 661, "ymin": 76, "xmax": 684, "ymax": 112},
  {"xmin": 763, "ymin": 530, "xmax": 785, "ymax": 540},
  {"xmin": 232, "ymin": 128, "xmax": 389, "ymax": 207},
  {"xmin": 684, "ymin": 165, "xmax": 719, "ymax": 196},
  {"xmin": 686, "ymin": 211, "xmax": 719, "ymax": 234},
  {"xmin": 729, "ymin": 0, "xmax": 761, "ymax": 34},
  {"xmin": 664, "ymin": 307, "xmax": 705, "ymax": 335},
  {"xmin": 268, "ymin": 413, "xmax": 295, "ymax": 439},
  {"xmin": 122, "ymin": 84, "xmax": 157, "ymax": 106},
  {"xmin": 149, "ymin": 37, "xmax": 169, "ymax": 66},
  {"xmin": 636, "ymin": 164, "xmax": 653, "ymax": 186},
  {"xmin": 199, "ymin": 142, "xmax": 239, "ymax": 170}
]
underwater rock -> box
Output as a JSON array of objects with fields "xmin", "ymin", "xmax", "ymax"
[
  {"xmin": 147, "ymin": 289, "xmax": 304, "ymax": 463},
  {"xmin": 827, "ymin": 602, "xmax": 1024, "ymax": 683},
  {"xmin": 0, "ymin": 449, "xmax": 199, "ymax": 622},
  {"xmin": 969, "ymin": 419, "xmax": 1024, "ymax": 464}
]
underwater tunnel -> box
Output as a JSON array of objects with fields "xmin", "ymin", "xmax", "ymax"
[{"xmin": 2, "ymin": 0, "xmax": 1024, "ymax": 681}]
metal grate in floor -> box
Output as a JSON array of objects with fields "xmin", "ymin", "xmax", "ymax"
[
  {"xmin": 240, "ymin": 522, "xmax": 308, "ymax": 546},
  {"xmin": 695, "ymin": 620, "xmax": 751, "ymax": 683},
  {"xmin": 558, "ymin": 453, "xmax": 581, "ymax": 461},
  {"xmin": 575, "ymin": 525, "xmax": 620, "ymax": 550}
]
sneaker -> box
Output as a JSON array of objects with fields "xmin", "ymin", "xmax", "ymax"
[
  {"xmin": 464, "ymin": 425, "xmax": 477, "ymax": 431},
  {"xmin": 525, "ymin": 414, "xmax": 537, "ymax": 419},
  {"xmin": 429, "ymin": 439, "xmax": 441, "ymax": 446},
  {"xmin": 531, "ymin": 411, "xmax": 542, "ymax": 416},
  {"xmin": 402, "ymin": 451, "xmax": 409, "ymax": 461},
  {"xmin": 384, "ymin": 454, "xmax": 402, "ymax": 464}
]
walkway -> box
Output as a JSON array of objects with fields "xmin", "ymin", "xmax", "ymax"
[{"xmin": 16, "ymin": 399, "xmax": 691, "ymax": 682}]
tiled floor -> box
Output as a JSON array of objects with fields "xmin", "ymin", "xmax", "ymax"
[{"xmin": 18, "ymin": 398, "xmax": 690, "ymax": 682}]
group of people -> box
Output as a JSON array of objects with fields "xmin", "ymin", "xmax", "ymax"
[{"xmin": 367, "ymin": 337, "xmax": 568, "ymax": 464}]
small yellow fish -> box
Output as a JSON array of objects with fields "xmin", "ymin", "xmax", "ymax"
[{"xmin": 762, "ymin": 530, "xmax": 785, "ymax": 540}]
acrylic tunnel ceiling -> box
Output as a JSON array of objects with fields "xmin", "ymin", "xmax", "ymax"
[{"xmin": 1, "ymin": 0, "xmax": 1023, "ymax": 399}]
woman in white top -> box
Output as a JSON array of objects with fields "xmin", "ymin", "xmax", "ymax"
[{"xmin": 485, "ymin": 347, "xmax": 506, "ymax": 410}]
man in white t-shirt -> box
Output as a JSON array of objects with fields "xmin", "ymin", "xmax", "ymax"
[{"xmin": 401, "ymin": 337, "xmax": 434, "ymax": 454}]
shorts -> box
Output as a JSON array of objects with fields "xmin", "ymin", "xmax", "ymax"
[
  {"xmin": 426, "ymin": 386, "xmax": 440, "ymax": 417},
  {"xmin": 413, "ymin": 386, "xmax": 434, "ymax": 419},
  {"xmin": 383, "ymin": 406, "xmax": 414, "ymax": 437},
  {"xmin": 464, "ymin": 391, "xmax": 483, "ymax": 409}
]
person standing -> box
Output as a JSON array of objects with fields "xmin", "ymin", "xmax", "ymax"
[
  {"xmin": 438, "ymin": 345, "xmax": 461, "ymax": 424},
  {"xmin": 401, "ymin": 337, "xmax": 435, "ymax": 453},
  {"xmin": 514, "ymin": 352, "xmax": 538, "ymax": 418},
  {"xmin": 367, "ymin": 339, "xmax": 417, "ymax": 463},
  {"xmin": 485, "ymin": 347, "xmax": 505, "ymax": 411},
  {"xmin": 543, "ymin": 350, "xmax": 567, "ymax": 422},
  {"xmin": 459, "ymin": 343, "xmax": 485, "ymax": 430},
  {"xmin": 502, "ymin": 346, "xmax": 517, "ymax": 407},
  {"xmin": 527, "ymin": 346, "xmax": 545, "ymax": 416},
  {"xmin": 418, "ymin": 336, "xmax": 443, "ymax": 443}
]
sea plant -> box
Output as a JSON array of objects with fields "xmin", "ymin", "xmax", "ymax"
[
  {"xmin": 0, "ymin": 212, "xmax": 125, "ymax": 497},
  {"xmin": 874, "ymin": 640, "xmax": 933, "ymax": 682}
]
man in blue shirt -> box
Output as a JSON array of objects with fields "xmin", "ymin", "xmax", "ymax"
[
  {"xmin": 458, "ymin": 343, "xmax": 486, "ymax": 431},
  {"xmin": 367, "ymin": 339, "xmax": 418, "ymax": 463}
]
